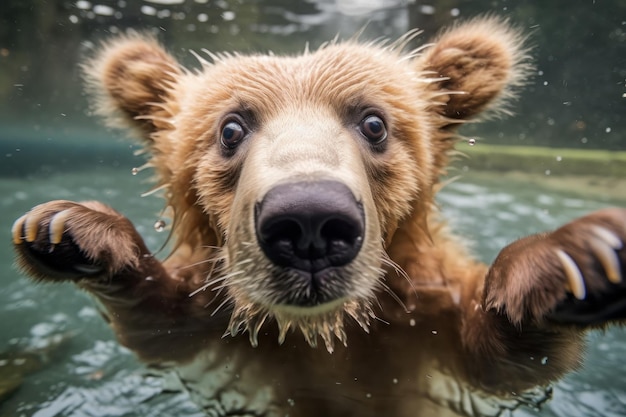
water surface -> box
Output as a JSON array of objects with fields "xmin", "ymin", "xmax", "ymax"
[{"xmin": 1, "ymin": 166, "xmax": 624, "ymax": 417}]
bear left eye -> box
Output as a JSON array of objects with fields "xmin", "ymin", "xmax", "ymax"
[
  {"xmin": 220, "ymin": 120, "xmax": 246, "ymax": 149},
  {"xmin": 359, "ymin": 114, "xmax": 387, "ymax": 145}
]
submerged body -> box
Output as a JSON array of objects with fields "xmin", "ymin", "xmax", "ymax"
[{"xmin": 12, "ymin": 17, "xmax": 626, "ymax": 417}]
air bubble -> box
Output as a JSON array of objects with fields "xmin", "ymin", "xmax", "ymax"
[
  {"xmin": 556, "ymin": 156, "xmax": 562, "ymax": 162},
  {"xmin": 545, "ymin": 170, "xmax": 551, "ymax": 176},
  {"xmin": 154, "ymin": 219, "xmax": 166, "ymax": 232},
  {"xmin": 409, "ymin": 319, "xmax": 416, "ymax": 327},
  {"xmin": 131, "ymin": 167, "xmax": 139, "ymax": 175},
  {"xmin": 468, "ymin": 138, "xmax": 476, "ymax": 146}
]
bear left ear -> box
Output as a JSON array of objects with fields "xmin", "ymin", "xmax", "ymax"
[
  {"xmin": 84, "ymin": 34, "xmax": 183, "ymax": 140},
  {"xmin": 417, "ymin": 17, "xmax": 530, "ymax": 122}
]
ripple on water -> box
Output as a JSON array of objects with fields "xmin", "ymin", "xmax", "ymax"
[{"xmin": 3, "ymin": 171, "xmax": 625, "ymax": 417}]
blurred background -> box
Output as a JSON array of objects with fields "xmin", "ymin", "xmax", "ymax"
[{"xmin": 0, "ymin": 1, "xmax": 625, "ymax": 417}]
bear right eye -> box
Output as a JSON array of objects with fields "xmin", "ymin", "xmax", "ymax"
[{"xmin": 220, "ymin": 120, "xmax": 246, "ymax": 150}]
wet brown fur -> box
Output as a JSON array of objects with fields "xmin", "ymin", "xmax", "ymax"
[{"xmin": 12, "ymin": 17, "xmax": 626, "ymax": 417}]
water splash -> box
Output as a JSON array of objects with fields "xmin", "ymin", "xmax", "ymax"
[{"xmin": 154, "ymin": 219, "xmax": 166, "ymax": 232}]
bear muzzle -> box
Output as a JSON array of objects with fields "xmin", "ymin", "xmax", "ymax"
[{"xmin": 255, "ymin": 180, "xmax": 365, "ymax": 306}]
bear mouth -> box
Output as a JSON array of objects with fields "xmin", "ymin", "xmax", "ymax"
[{"xmin": 272, "ymin": 266, "xmax": 354, "ymax": 307}]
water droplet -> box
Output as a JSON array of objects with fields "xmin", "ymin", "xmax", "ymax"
[
  {"xmin": 556, "ymin": 156, "xmax": 562, "ymax": 162},
  {"xmin": 365, "ymin": 393, "xmax": 372, "ymax": 398},
  {"xmin": 131, "ymin": 167, "xmax": 139, "ymax": 175},
  {"xmin": 392, "ymin": 378, "xmax": 398, "ymax": 384},
  {"xmin": 543, "ymin": 81, "xmax": 548, "ymax": 86},
  {"xmin": 431, "ymin": 330, "xmax": 438, "ymax": 335},
  {"xmin": 409, "ymin": 318, "xmax": 416, "ymax": 327},
  {"xmin": 287, "ymin": 398, "xmax": 295, "ymax": 406},
  {"xmin": 541, "ymin": 356, "xmax": 548, "ymax": 365},
  {"xmin": 605, "ymin": 127, "xmax": 612, "ymax": 133},
  {"xmin": 154, "ymin": 219, "xmax": 166, "ymax": 232},
  {"xmin": 545, "ymin": 169, "xmax": 551, "ymax": 176},
  {"xmin": 468, "ymin": 138, "xmax": 476, "ymax": 146}
]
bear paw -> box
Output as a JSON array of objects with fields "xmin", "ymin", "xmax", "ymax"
[
  {"xmin": 483, "ymin": 208, "xmax": 626, "ymax": 326},
  {"xmin": 12, "ymin": 200, "xmax": 142, "ymax": 281}
]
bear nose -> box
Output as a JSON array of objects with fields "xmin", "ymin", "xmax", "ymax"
[{"xmin": 255, "ymin": 181, "xmax": 364, "ymax": 273}]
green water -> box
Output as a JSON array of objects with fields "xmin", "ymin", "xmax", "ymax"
[
  {"xmin": 1, "ymin": 0, "xmax": 625, "ymax": 415},
  {"xmin": 0, "ymin": 163, "xmax": 624, "ymax": 416}
]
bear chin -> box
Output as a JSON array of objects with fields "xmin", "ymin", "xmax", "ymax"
[{"xmin": 225, "ymin": 292, "xmax": 377, "ymax": 353}]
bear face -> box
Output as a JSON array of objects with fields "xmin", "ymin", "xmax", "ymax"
[{"xmin": 84, "ymin": 17, "xmax": 529, "ymax": 351}]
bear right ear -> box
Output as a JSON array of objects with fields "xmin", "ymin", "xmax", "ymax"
[
  {"xmin": 417, "ymin": 16, "xmax": 530, "ymax": 122},
  {"xmin": 84, "ymin": 34, "xmax": 183, "ymax": 140}
]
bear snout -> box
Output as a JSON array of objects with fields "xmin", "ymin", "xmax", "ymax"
[{"xmin": 255, "ymin": 180, "xmax": 365, "ymax": 304}]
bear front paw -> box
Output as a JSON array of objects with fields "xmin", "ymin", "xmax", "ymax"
[
  {"xmin": 483, "ymin": 208, "xmax": 626, "ymax": 326},
  {"xmin": 12, "ymin": 200, "xmax": 142, "ymax": 281}
]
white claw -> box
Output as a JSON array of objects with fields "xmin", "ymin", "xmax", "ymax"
[
  {"xmin": 11, "ymin": 214, "xmax": 28, "ymax": 245},
  {"xmin": 24, "ymin": 211, "xmax": 47, "ymax": 242},
  {"xmin": 591, "ymin": 225, "xmax": 623, "ymax": 250},
  {"xmin": 48, "ymin": 209, "xmax": 73, "ymax": 245},
  {"xmin": 555, "ymin": 249, "xmax": 586, "ymax": 300},
  {"xmin": 590, "ymin": 236, "xmax": 622, "ymax": 284}
]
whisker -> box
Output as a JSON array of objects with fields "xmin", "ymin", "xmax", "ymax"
[
  {"xmin": 188, "ymin": 269, "xmax": 241, "ymax": 297},
  {"xmin": 180, "ymin": 256, "xmax": 224, "ymax": 270},
  {"xmin": 210, "ymin": 295, "xmax": 233, "ymax": 316},
  {"xmin": 378, "ymin": 281, "xmax": 410, "ymax": 313},
  {"xmin": 200, "ymin": 244, "xmax": 224, "ymax": 251},
  {"xmin": 381, "ymin": 253, "xmax": 417, "ymax": 298},
  {"xmin": 372, "ymin": 314, "xmax": 390, "ymax": 325}
]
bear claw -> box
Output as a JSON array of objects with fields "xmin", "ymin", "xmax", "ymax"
[
  {"xmin": 48, "ymin": 209, "xmax": 73, "ymax": 245},
  {"xmin": 591, "ymin": 225, "xmax": 623, "ymax": 251},
  {"xmin": 11, "ymin": 214, "xmax": 27, "ymax": 245},
  {"xmin": 590, "ymin": 226, "xmax": 622, "ymax": 284},
  {"xmin": 24, "ymin": 210, "xmax": 47, "ymax": 243},
  {"xmin": 555, "ymin": 249, "xmax": 586, "ymax": 300}
]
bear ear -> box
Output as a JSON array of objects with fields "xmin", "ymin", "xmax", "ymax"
[
  {"xmin": 417, "ymin": 16, "xmax": 531, "ymax": 122},
  {"xmin": 84, "ymin": 34, "xmax": 183, "ymax": 139}
]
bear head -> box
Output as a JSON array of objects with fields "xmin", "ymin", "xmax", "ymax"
[{"xmin": 85, "ymin": 17, "xmax": 529, "ymax": 351}]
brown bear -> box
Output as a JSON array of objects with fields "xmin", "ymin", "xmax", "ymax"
[{"xmin": 11, "ymin": 16, "xmax": 626, "ymax": 417}]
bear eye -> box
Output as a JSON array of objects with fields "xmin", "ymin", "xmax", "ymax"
[
  {"xmin": 359, "ymin": 114, "xmax": 387, "ymax": 145},
  {"xmin": 220, "ymin": 120, "xmax": 246, "ymax": 149}
]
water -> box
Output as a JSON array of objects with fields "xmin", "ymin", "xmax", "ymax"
[
  {"xmin": 1, "ymin": 0, "xmax": 625, "ymax": 415},
  {"xmin": 1, "ymin": 165, "xmax": 624, "ymax": 416}
]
